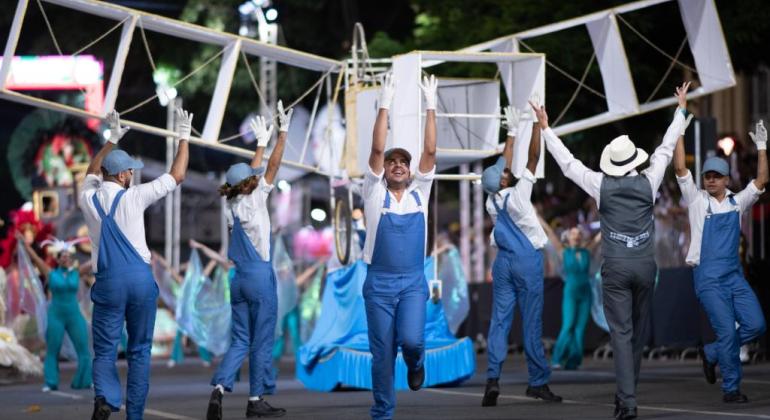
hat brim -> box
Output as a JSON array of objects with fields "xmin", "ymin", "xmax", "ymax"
[
  {"xmin": 599, "ymin": 146, "xmax": 648, "ymax": 177},
  {"xmin": 384, "ymin": 147, "xmax": 412, "ymax": 163}
]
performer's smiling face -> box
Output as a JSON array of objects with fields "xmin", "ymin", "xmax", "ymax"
[
  {"xmin": 384, "ymin": 153, "xmax": 410, "ymax": 187},
  {"xmin": 703, "ymin": 171, "xmax": 728, "ymax": 197}
]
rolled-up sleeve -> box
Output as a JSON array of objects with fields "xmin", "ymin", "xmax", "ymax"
[
  {"xmin": 735, "ymin": 180, "xmax": 765, "ymax": 212},
  {"xmin": 363, "ymin": 166, "xmax": 384, "ymax": 199},
  {"xmin": 78, "ymin": 174, "xmax": 101, "ymax": 210},
  {"xmin": 676, "ymin": 170, "xmax": 700, "ymax": 205},
  {"xmin": 134, "ymin": 173, "xmax": 177, "ymax": 210},
  {"xmin": 413, "ymin": 165, "xmax": 436, "ymax": 200}
]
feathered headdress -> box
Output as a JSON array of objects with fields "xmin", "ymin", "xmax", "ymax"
[{"xmin": 40, "ymin": 236, "xmax": 89, "ymax": 256}]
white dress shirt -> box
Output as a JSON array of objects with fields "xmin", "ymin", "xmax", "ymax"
[
  {"xmin": 225, "ymin": 177, "xmax": 274, "ymax": 261},
  {"xmin": 486, "ymin": 169, "xmax": 548, "ymax": 250},
  {"xmin": 677, "ymin": 170, "xmax": 763, "ymax": 266},
  {"xmin": 542, "ymin": 110, "xmax": 687, "ymax": 208},
  {"xmin": 79, "ymin": 173, "xmax": 177, "ymax": 271},
  {"xmin": 362, "ymin": 165, "xmax": 435, "ymax": 264}
]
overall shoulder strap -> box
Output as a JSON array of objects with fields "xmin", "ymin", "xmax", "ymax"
[
  {"xmin": 91, "ymin": 192, "xmax": 107, "ymax": 220},
  {"xmin": 108, "ymin": 189, "xmax": 127, "ymax": 218}
]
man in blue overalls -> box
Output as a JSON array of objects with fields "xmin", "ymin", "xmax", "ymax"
[
  {"xmin": 79, "ymin": 107, "xmax": 192, "ymax": 420},
  {"xmin": 361, "ymin": 72, "xmax": 437, "ymax": 420},
  {"xmin": 207, "ymin": 101, "xmax": 292, "ymax": 420},
  {"xmin": 480, "ymin": 101, "xmax": 562, "ymax": 407},
  {"xmin": 674, "ymin": 120, "xmax": 767, "ymax": 403}
]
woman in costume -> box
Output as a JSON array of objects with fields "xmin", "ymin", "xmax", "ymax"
[
  {"xmin": 540, "ymin": 220, "xmax": 599, "ymax": 370},
  {"xmin": 16, "ymin": 232, "xmax": 92, "ymax": 391}
]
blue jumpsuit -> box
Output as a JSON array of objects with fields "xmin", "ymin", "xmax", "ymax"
[
  {"xmin": 210, "ymin": 212, "xmax": 277, "ymax": 397},
  {"xmin": 551, "ymin": 248, "xmax": 591, "ymax": 370},
  {"xmin": 90, "ymin": 190, "xmax": 159, "ymax": 420},
  {"xmin": 364, "ymin": 190, "xmax": 428, "ymax": 420},
  {"xmin": 486, "ymin": 194, "xmax": 550, "ymax": 386},
  {"xmin": 695, "ymin": 196, "xmax": 766, "ymax": 393},
  {"xmin": 44, "ymin": 267, "xmax": 92, "ymax": 389}
]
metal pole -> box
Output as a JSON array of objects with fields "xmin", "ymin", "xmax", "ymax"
[
  {"xmin": 694, "ymin": 119, "xmax": 702, "ymax": 188},
  {"xmin": 172, "ymin": 97, "xmax": 182, "ymax": 271},
  {"xmin": 472, "ymin": 161, "xmax": 485, "ymax": 283},
  {"xmin": 459, "ymin": 164, "xmax": 471, "ymax": 281},
  {"xmin": 164, "ymin": 101, "xmax": 174, "ymax": 267},
  {"xmin": 220, "ymin": 172, "xmax": 229, "ymax": 254}
]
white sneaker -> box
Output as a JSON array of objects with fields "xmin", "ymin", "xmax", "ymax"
[
  {"xmin": 41, "ymin": 386, "xmax": 52, "ymax": 392},
  {"xmin": 167, "ymin": 360, "xmax": 176, "ymax": 368}
]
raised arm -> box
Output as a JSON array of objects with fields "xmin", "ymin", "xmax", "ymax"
[
  {"xmin": 263, "ymin": 100, "xmax": 292, "ymax": 185},
  {"xmin": 190, "ymin": 239, "xmax": 230, "ymax": 267},
  {"xmin": 500, "ymin": 105, "xmax": 520, "ymax": 170},
  {"xmin": 419, "ymin": 75, "xmax": 438, "ymax": 173},
  {"xmin": 644, "ymin": 82, "xmax": 690, "ymax": 192},
  {"xmin": 538, "ymin": 214, "xmax": 564, "ymax": 257},
  {"xmin": 749, "ymin": 120, "xmax": 768, "ymax": 190},
  {"xmin": 15, "ymin": 231, "xmax": 50, "ymax": 279},
  {"xmin": 526, "ymin": 104, "xmax": 542, "ymax": 174},
  {"xmin": 249, "ymin": 111, "xmax": 275, "ymax": 171},
  {"xmin": 370, "ymin": 73, "xmax": 395, "ymax": 175},
  {"xmin": 168, "ymin": 106, "xmax": 192, "ymax": 185},
  {"xmin": 532, "ymin": 103, "xmax": 602, "ymax": 201},
  {"xmin": 152, "ymin": 251, "xmax": 183, "ymax": 284},
  {"xmin": 87, "ymin": 110, "xmax": 127, "ymax": 175}
]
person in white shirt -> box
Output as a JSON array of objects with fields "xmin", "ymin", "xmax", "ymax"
[
  {"xmin": 533, "ymin": 82, "xmax": 691, "ymax": 420},
  {"xmin": 206, "ymin": 102, "xmax": 292, "ymax": 420},
  {"xmin": 79, "ymin": 107, "xmax": 192, "ymax": 420},
  {"xmin": 479, "ymin": 102, "xmax": 561, "ymax": 407},
  {"xmin": 674, "ymin": 120, "xmax": 767, "ymax": 403},
  {"xmin": 362, "ymin": 72, "xmax": 437, "ymax": 420}
]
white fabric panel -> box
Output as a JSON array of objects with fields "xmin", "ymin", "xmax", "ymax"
[
  {"xmin": 354, "ymin": 87, "xmax": 382, "ymax": 176},
  {"xmin": 678, "ymin": 0, "xmax": 735, "ymax": 90},
  {"xmin": 392, "ymin": 53, "xmax": 424, "ymax": 174},
  {"xmin": 587, "ymin": 14, "xmax": 638, "ymax": 115},
  {"xmin": 435, "ymin": 79, "xmax": 500, "ymax": 151},
  {"xmin": 491, "ymin": 38, "xmax": 518, "ymax": 104}
]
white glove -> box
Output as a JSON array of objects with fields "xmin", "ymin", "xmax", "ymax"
[
  {"xmin": 175, "ymin": 106, "xmax": 193, "ymax": 140},
  {"xmin": 250, "ymin": 115, "xmax": 274, "ymax": 148},
  {"xmin": 680, "ymin": 113, "xmax": 694, "ymax": 136},
  {"xmin": 501, "ymin": 106, "xmax": 521, "ymax": 137},
  {"xmin": 419, "ymin": 74, "xmax": 438, "ymax": 111},
  {"xmin": 749, "ymin": 120, "xmax": 767, "ymax": 151},
  {"xmin": 378, "ymin": 72, "xmax": 395, "ymax": 110},
  {"xmin": 276, "ymin": 100, "xmax": 293, "ymax": 133},
  {"xmin": 105, "ymin": 110, "xmax": 129, "ymax": 144}
]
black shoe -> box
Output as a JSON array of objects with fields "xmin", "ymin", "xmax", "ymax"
[
  {"xmin": 615, "ymin": 407, "xmax": 637, "ymax": 419},
  {"xmin": 206, "ymin": 389, "xmax": 223, "ymax": 420},
  {"xmin": 698, "ymin": 346, "xmax": 716, "ymax": 384},
  {"xmin": 481, "ymin": 378, "xmax": 500, "ymax": 407},
  {"xmin": 91, "ymin": 397, "xmax": 112, "ymax": 420},
  {"xmin": 613, "ymin": 395, "xmax": 621, "ymax": 417},
  {"xmin": 246, "ymin": 399, "xmax": 286, "ymax": 418},
  {"xmin": 408, "ymin": 365, "xmax": 425, "ymax": 391},
  {"xmin": 723, "ymin": 391, "xmax": 749, "ymax": 403},
  {"xmin": 525, "ymin": 384, "xmax": 562, "ymax": 402}
]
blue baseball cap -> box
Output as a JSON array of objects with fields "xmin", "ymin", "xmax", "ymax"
[
  {"xmin": 225, "ymin": 163, "xmax": 265, "ymax": 185},
  {"xmin": 702, "ymin": 156, "xmax": 729, "ymax": 176},
  {"xmin": 481, "ymin": 157, "xmax": 507, "ymax": 194},
  {"xmin": 102, "ymin": 149, "xmax": 144, "ymax": 176},
  {"xmin": 384, "ymin": 147, "xmax": 412, "ymax": 163}
]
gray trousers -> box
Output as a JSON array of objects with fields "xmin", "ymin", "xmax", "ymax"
[{"xmin": 601, "ymin": 256, "xmax": 656, "ymax": 409}]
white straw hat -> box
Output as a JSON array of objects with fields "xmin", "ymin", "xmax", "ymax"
[{"xmin": 599, "ymin": 135, "xmax": 649, "ymax": 176}]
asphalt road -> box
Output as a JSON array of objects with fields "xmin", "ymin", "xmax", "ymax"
[{"xmin": 2, "ymin": 354, "xmax": 770, "ymax": 419}]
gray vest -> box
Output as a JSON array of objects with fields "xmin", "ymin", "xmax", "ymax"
[{"xmin": 599, "ymin": 175, "xmax": 655, "ymax": 258}]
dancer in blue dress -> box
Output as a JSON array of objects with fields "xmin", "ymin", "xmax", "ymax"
[{"xmin": 18, "ymin": 234, "xmax": 93, "ymax": 391}]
